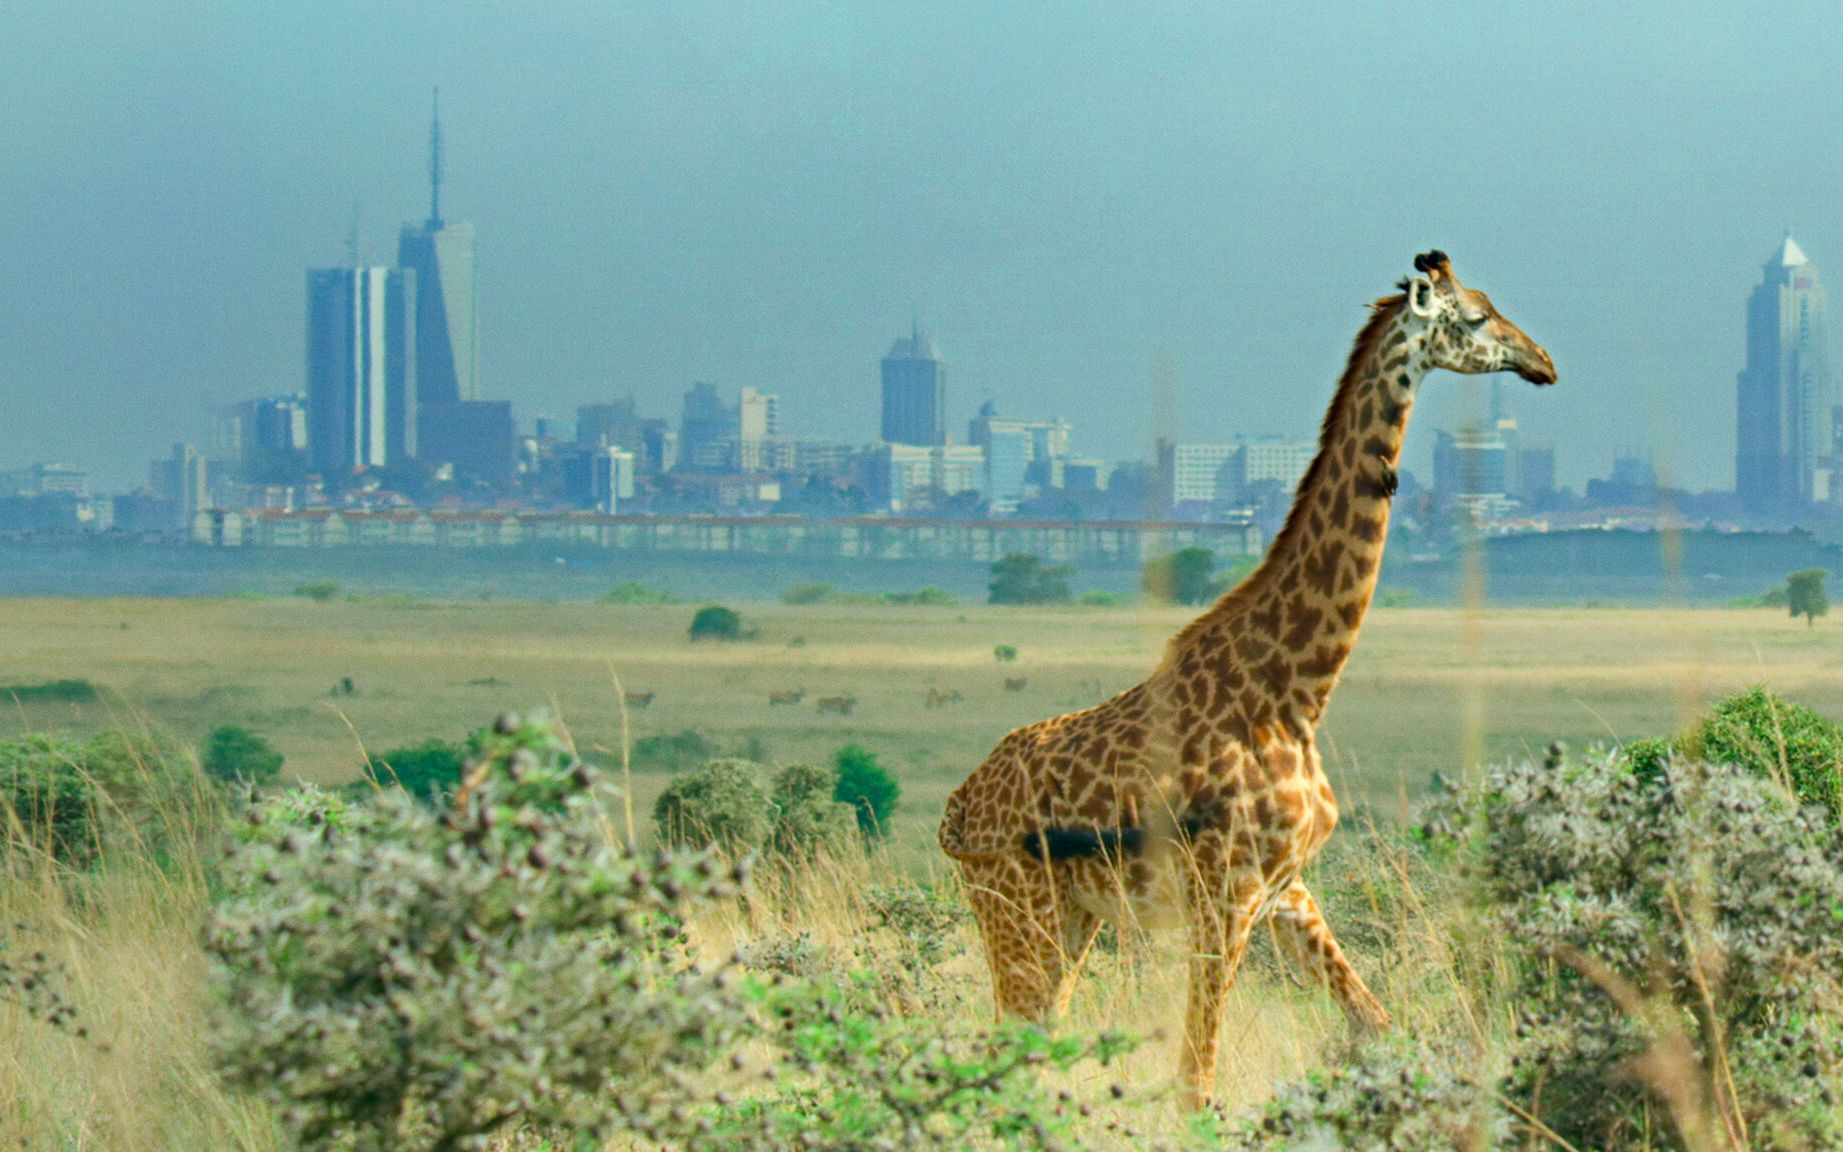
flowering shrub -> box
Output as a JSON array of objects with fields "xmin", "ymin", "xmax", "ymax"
[
  {"xmin": 1452, "ymin": 748, "xmax": 1843, "ymax": 1149},
  {"xmin": 205, "ymin": 713, "xmax": 750, "ymax": 1152}
]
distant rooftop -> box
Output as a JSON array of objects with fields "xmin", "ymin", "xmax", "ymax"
[
  {"xmin": 886, "ymin": 320, "xmax": 940, "ymax": 362},
  {"xmin": 1776, "ymin": 228, "xmax": 1809, "ymax": 268}
]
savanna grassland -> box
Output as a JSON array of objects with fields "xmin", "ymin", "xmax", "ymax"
[
  {"xmin": 2, "ymin": 596, "xmax": 1837, "ymax": 857},
  {"xmin": 4, "ymin": 595, "xmax": 1842, "ymax": 1150}
]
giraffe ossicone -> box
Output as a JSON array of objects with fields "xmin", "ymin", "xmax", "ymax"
[{"xmin": 938, "ymin": 250, "xmax": 1555, "ymax": 1109}]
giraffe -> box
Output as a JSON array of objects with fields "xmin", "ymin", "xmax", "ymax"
[{"xmin": 937, "ymin": 251, "xmax": 1555, "ymax": 1108}]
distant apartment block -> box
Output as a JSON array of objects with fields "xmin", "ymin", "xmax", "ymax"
[
  {"xmin": 967, "ymin": 402, "xmax": 1072, "ymax": 513},
  {"xmin": 306, "ymin": 265, "xmax": 417, "ymax": 473},
  {"xmin": 865, "ymin": 443, "xmax": 984, "ymax": 511},
  {"xmin": 881, "ymin": 323, "xmax": 945, "ymax": 446},
  {"xmin": 1, "ymin": 463, "xmax": 90, "ymax": 498}
]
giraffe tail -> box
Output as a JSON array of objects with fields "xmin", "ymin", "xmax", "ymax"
[{"xmin": 936, "ymin": 788, "xmax": 982, "ymax": 861}]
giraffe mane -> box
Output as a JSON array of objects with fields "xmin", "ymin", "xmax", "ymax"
[{"xmin": 1176, "ymin": 292, "xmax": 1408, "ymax": 641}]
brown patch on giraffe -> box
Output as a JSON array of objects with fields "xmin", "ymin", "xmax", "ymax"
[
  {"xmin": 1350, "ymin": 515, "xmax": 1385, "ymax": 544},
  {"xmin": 1297, "ymin": 642, "xmax": 1350, "ymax": 678}
]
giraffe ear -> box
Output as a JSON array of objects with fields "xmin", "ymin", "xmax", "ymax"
[{"xmin": 1406, "ymin": 276, "xmax": 1437, "ymax": 318}]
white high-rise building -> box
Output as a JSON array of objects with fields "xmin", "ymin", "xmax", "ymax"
[
  {"xmin": 1737, "ymin": 230, "xmax": 1832, "ymax": 507},
  {"xmin": 306, "ymin": 266, "xmax": 416, "ymax": 473}
]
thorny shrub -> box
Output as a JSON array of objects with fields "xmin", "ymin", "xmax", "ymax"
[
  {"xmin": 768, "ymin": 761, "xmax": 858, "ymax": 858},
  {"xmin": 656, "ymin": 758, "xmax": 859, "ymax": 859},
  {"xmin": 1444, "ymin": 748, "xmax": 1843, "ymax": 1150},
  {"xmin": 1218, "ymin": 1037, "xmax": 1504, "ymax": 1151},
  {"xmin": 0, "ymin": 728, "xmax": 205, "ymax": 864},
  {"xmin": 205, "ymin": 713, "xmax": 752, "ymax": 1152},
  {"xmin": 1625, "ymin": 686, "xmax": 1843, "ymax": 818}
]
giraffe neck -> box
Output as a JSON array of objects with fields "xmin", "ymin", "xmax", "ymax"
[{"xmin": 1170, "ymin": 303, "xmax": 1427, "ymax": 732}]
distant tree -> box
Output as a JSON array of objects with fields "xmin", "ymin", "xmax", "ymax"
[
  {"xmin": 202, "ymin": 725, "xmax": 284, "ymax": 785},
  {"xmin": 1787, "ymin": 569, "xmax": 1829, "ymax": 627},
  {"xmin": 987, "ymin": 553, "xmax": 1073, "ymax": 605},
  {"xmin": 293, "ymin": 580, "xmax": 339, "ymax": 602},
  {"xmin": 993, "ymin": 644, "xmax": 1019, "ymax": 663},
  {"xmin": 1142, "ymin": 547, "xmax": 1218, "ymax": 605},
  {"xmin": 833, "ymin": 744, "xmax": 901, "ymax": 841},
  {"xmin": 688, "ymin": 604, "xmax": 744, "ymax": 641},
  {"xmin": 374, "ymin": 739, "xmax": 466, "ymax": 801}
]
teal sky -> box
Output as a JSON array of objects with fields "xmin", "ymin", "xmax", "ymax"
[{"xmin": 6, "ymin": 2, "xmax": 1843, "ymax": 490}]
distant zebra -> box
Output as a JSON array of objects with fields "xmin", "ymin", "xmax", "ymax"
[
  {"xmin": 925, "ymin": 688, "xmax": 965, "ymax": 708},
  {"xmin": 624, "ymin": 691, "xmax": 656, "ymax": 709},
  {"xmin": 769, "ymin": 688, "xmax": 806, "ymax": 706},
  {"xmin": 1003, "ymin": 677, "xmax": 1028, "ymax": 692},
  {"xmin": 816, "ymin": 695, "xmax": 857, "ymax": 716}
]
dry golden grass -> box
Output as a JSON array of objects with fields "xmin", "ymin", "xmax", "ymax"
[{"xmin": 1, "ymin": 597, "xmax": 1836, "ymax": 1146}]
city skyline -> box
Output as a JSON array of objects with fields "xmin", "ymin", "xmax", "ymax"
[{"xmin": 11, "ymin": 5, "xmax": 1843, "ymax": 491}]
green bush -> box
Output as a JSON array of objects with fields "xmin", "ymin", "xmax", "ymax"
[
  {"xmin": 987, "ymin": 553, "xmax": 1072, "ymax": 605},
  {"xmin": 0, "ymin": 678, "xmax": 99, "ymax": 704},
  {"xmin": 1435, "ymin": 748, "xmax": 1843, "ymax": 1149},
  {"xmin": 206, "ymin": 715, "xmax": 749, "ymax": 1151},
  {"xmin": 1787, "ymin": 567, "xmax": 1829, "ymax": 625},
  {"xmin": 601, "ymin": 581, "xmax": 677, "ymax": 605},
  {"xmin": 630, "ymin": 728, "xmax": 720, "ymax": 773},
  {"xmin": 767, "ymin": 762, "xmax": 856, "ymax": 858},
  {"xmin": 881, "ymin": 586, "xmax": 954, "ymax": 606},
  {"xmin": 654, "ymin": 758, "xmax": 773, "ymax": 855},
  {"xmin": 833, "ymin": 744, "xmax": 900, "ymax": 841},
  {"xmin": 781, "ymin": 582, "xmax": 838, "ymax": 605},
  {"xmin": 993, "ymin": 643, "xmax": 1018, "ymax": 663},
  {"xmin": 200, "ymin": 726, "xmax": 284, "ymax": 785},
  {"xmin": 372, "ymin": 738, "xmax": 468, "ymax": 802},
  {"xmin": 1142, "ymin": 546, "xmax": 1218, "ymax": 605},
  {"xmin": 1079, "ymin": 590, "xmax": 1125, "ymax": 606},
  {"xmin": 1637, "ymin": 687, "xmax": 1843, "ymax": 818},
  {"xmin": 0, "ymin": 729, "xmax": 202, "ymax": 863},
  {"xmin": 689, "ymin": 604, "xmax": 744, "ymax": 641},
  {"xmin": 292, "ymin": 580, "xmax": 339, "ymax": 602}
]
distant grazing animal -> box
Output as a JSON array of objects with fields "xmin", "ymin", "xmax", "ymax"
[
  {"xmin": 926, "ymin": 688, "xmax": 965, "ymax": 708},
  {"xmin": 769, "ymin": 688, "xmax": 806, "ymax": 706},
  {"xmin": 938, "ymin": 251, "xmax": 1556, "ymax": 1109},
  {"xmin": 623, "ymin": 691, "xmax": 655, "ymax": 709},
  {"xmin": 816, "ymin": 695, "xmax": 857, "ymax": 716},
  {"xmin": 1003, "ymin": 678, "xmax": 1028, "ymax": 692}
]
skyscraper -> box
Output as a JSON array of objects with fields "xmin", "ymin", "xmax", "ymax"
[
  {"xmin": 1737, "ymin": 231, "xmax": 1832, "ymax": 508},
  {"xmin": 306, "ymin": 266, "xmax": 416, "ymax": 474},
  {"xmin": 398, "ymin": 90, "xmax": 478, "ymax": 410},
  {"xmin": 881, "ymin": 322, "xmax": 945, "ymax": 446}
]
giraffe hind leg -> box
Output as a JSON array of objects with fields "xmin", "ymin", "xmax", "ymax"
[
  {"xmin": 960, "ymin": 857, "xmax": 1097, "ymax": 1023},
  {"xmin": 1269, "ymin": 878, "xmax": 1389, "ymax": 1031}
]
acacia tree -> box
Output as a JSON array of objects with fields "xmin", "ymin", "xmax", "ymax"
[
  {"xmin": 1787, "ymin": 568, "xmax": 1829, "ymax": 627},
  {"xmin": 987, "ymin": 553, "xmax": 1073, "ymax": 605},
  {"xmin": 1142, "ymin": 547, "xmax": 1218, "ymax": 605}
]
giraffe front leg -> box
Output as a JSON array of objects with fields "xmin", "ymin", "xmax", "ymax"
[
  {"xmin": 1177, "ymin": 858, "xmax": 1264, "ymax": 1110},
  {"xmin": 1270, "ymin": 878, "xmax": 1389, "ymax": 1032}
]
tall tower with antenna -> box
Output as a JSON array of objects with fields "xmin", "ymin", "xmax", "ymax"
[{"xmin": 399, "ymin": 87, "xmax": 477, "ymax": 410}]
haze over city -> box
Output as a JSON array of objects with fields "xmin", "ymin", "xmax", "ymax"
[{"xmin": 8, "ymin": 3, "xmax": 1843, "ymax": 490}]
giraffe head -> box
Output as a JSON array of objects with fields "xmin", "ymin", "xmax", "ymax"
[{"xmin": 1402, "ymin": 251, "xmax": 1556, "ymax": 385}]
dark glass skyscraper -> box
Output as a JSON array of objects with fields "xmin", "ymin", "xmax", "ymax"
[
  {"xmin": 1737, "ymin": 231, "xmax": 1832, "ymax": 508},
  {"xmin": 881, "ymin": 322, "xmax": 945, "ymax": 446},
  {"xmin": 398, "ymin": 90, "xmax": 477, "ymax": 410}
]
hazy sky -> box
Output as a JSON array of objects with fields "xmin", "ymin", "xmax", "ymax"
[{"xmin": 7, "ymin": 2, "xmax": 1843, "ymax": 491}]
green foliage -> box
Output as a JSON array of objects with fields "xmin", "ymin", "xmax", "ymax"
[
  {"xmin": 987, "ymin": 553, "xmax": 1073, "ymax": 605},
  {"xmin": 689, "ymin": 604, "xmax": 745, "ymax": 641},
  {"xmin": 601, "ymin": 580, "xmax": 677, "ymax": 605},
  {"xmin": 654, "ymin": 758, "xmax": 773, "ymax": 855},
  {"xmin": 781, "ymin": 582, "xmax": 838, "ymax": 605},
  {"xmin": 292, "ymin": 581, "xmax": 339, "ymax": 602},
  {"xmin": 699, "ymin": 976, "xmax": 1137, "ymax": 1151},
  {"xmin": 1434, "ymin": 749, "xmax": 1843, "ymax": 1150},
  {"xmin": 833, "ymin": 744, "xmax": 900, "ymax": 840},
  {"xmin": 0, "ymin": 678, "xmax": 99, "ymax": 704},
  {"xmin": 371, "ymin": 738, "xmax": 467, "ymax": 802},
  {"xmin": 206, "ymin": 715, "xmax": 749, "ymax": 1152},
  {"xmin": 200, "ymin": 725, "xmax": 283, "ymax": 785},
  {"xmin": 1142, "ymin": 546, "xmax": 1218, "ymax": 605},
  {"xmin": 1787, "ymin": 567, "xmax": 1829, "ymax": 625},
  {"xmin": 993, "ymin": 643, "xmax": 1019, "ymax": 663},
  {"xmin": 1683, "ymin": 686, "xmax": 1843, "ymax": 817},
  {"xmin": 1079, "ymin": 590, "xmax": 1125, "ymax": 606},
  {"xmin": 630, "ymin": 728, "xmax": 720, "ymax": 773},
  {"xmin": 0, "ymin": 729, "xmax": 202, "ymax": 864},
  {"xmin": 1222, "ymin": 1038, "xmax": 1503, "ymax": 1150},
  {"xmin": 1730, "ymin": 584, "xmax": 1790, "ymax": 608},
  {"xmin": 882, "ymin": 585, "xmax": 954, "ymax": 606},
  {"xmin": 767, "ymin": 762, "xmax": 856, "ymax": 858}
]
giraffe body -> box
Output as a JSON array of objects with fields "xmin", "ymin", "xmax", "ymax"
[{"xmin": 939, "ymin": 251, "xmax": 1556, "ymax": 1107}]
